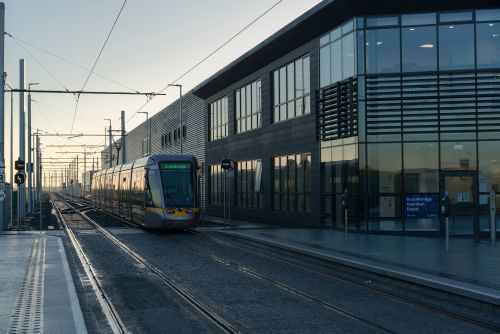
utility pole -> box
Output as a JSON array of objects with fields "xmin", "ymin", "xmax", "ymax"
[
  {"xmin": 0, "ymin": 2, "xmax": 5, "ymax": 231},
  {"xmin": 18, "ymin": 59, "xmax": 26, "ymax": 227},
  {"xmin": 104, "ymin": 119, "xmax": 112, "ymax": 167},
  {"xmin": 83, "ymin": 149, "xmax": 86, "ymax": 196},
  {"xmin": 76, "ymin": 155, "xmax": 79, "ymax": 197},
  {"xmin": 121, "ymin": 110, "xmax": 126, "ymax": 164},
  {"xmin": 37, "ymin": 134, "xmax": 41, "ymax": 230},
  {"xmin": 8, "ymin": 84, "xmax": 12, "ymax": 229},
  {"xmin": 27, "ymin": 82, "xmax": 38, "ymax": 214}
]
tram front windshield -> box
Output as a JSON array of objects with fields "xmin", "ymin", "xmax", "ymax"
[{"xmin": 159, "ymin": 162, "xmax": 194, "ymax": 208}]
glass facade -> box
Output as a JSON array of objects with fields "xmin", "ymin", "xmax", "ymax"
[
  {"xmin": 235, "ymin": 80, "xmax": 262, "ymax": 133},
  {"xmin": 273, "ymin": 153, "xmax": 311, "ymax": 213},
  {"xmin": 272, "ymin": 55, "xmax": 311, "ymax": 123},
  {"xmin": 210, "ymin": 164, "xmax": 224, "ymax": 205},
  {"xmin": 320, "ymin": 20, "xmax": 356, "ymax": 88},
  {"xmin": 236, "ymin": 160, "xmax": 263, "ymax": 208},
  {"xmin": 319, "ymin": 9, "xmax": 500, "ymax": 235},
  {"xmin": 209, "ymin": 97, "xmax": 228, "ymax": 141}
]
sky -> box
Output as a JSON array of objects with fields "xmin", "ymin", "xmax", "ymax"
[{"xmin": 3, "ymin": 0, "xmax": 322, "ymax": 185}]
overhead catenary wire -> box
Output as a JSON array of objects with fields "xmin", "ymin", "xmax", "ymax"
[
  {"xmin": 6, "ymin": 34, "xmax": 139, "ymax": 93},
  {"xmin": 71, "ymin": 0, "xmax": 128, "ymax": 133},
  {"xmin": 125, "ymin": 0, "xmax": 286, "ymax": 124},
  {"xmin": 8, "ymin": 33, "xmax": 72, "ymax": 94}
]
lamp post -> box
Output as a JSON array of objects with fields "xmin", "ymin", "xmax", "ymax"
[
  {"xmin": 138, "ymin": 112, "xmax": 150, "ymax": 156},
  {"xmin": 27, "ymin": 82, "xmax": 38, "ymax": 214},
  {"xmin": 104, "ymin": 119, "xmax": 112, "ymax": 167},
  {"xmin": 167, "ymin": 84, "xmax": 183, "ymax": 154},
  {"xmin": 6, "ymin": 83, "xmax": 13, "ymax": 229}
]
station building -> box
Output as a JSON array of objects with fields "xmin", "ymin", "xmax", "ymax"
[
  {"xmin": 193, "ymin": 0, "xmax": 500, "ymax": 236},
  {"xmin": 100, "ymin": 92, "xmax": 207, "ymax": 203}
]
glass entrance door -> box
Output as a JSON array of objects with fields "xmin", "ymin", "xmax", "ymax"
[{"xmin": 441, "ymin": 172, "xmax": 477, "ymax": 235}]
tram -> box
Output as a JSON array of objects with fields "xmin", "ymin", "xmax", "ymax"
[{"xmin": 91, "ymin": 154, "xmax": 200, "ymax": 229}]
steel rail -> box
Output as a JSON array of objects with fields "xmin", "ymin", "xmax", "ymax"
[
  {"xmin": 59, "ymin": 196, "xmax": 240, "ymax": 334},
  {"xmin": 51, "ymin": 199, "xmax": 128, "ymax": 334},
  {"xmin": 69, "ymin": 198, "xmax": 395, "ymax": 332},
  {"xmin": 190, "ymin": 231, "xmax": 500, "ymax": 333},
  {"xmin": 158, "ymin": 232, "xmax": 397, "ymax": 334}
]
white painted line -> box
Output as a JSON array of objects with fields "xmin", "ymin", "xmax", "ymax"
[{"xmin": 57, "ymin": 238, "xmax": 88, "ymax": 334}]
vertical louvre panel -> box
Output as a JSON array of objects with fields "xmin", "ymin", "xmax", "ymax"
[{"xmin": 319, "ymin": 77, "xmax": 358, "ymax": 141}]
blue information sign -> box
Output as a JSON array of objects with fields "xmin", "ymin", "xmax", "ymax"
[{"xmin": 405, "ymin": 195, "xmax": 439, "ymax": 218}]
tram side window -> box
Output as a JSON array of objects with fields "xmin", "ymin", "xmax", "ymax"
[{"xmin": 132, "ymin": 170, "xmax": 144, "ymax": 206}]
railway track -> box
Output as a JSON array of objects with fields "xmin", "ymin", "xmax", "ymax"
[
  {"xmin": 188, "ymin": 230, "xmax": 500, "ymax": 332},
  {"xmin": 52, "ymin": 195, "xmax": 239, "ymax": 334},
  {"xmin": 58, "ymin": 195, "xmax": 499, "ymax": 333}
]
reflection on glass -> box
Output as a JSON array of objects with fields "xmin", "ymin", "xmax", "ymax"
[
  {"xmin": 401, "ymin": 13, "xmax": 436, "ymax": 26},
  {"xmin": 405, "ymin": 218, "xmax": 439, "ymax": 231},
  {"xmin": 403, "ymin": 142, "xmax": 439, "ymax": 193},
  {"xmin": 440, "ymin": 141, "xmax": 477, "ymax": 170},
  {"xmin": 367, "ymin": 143, "xmax": 402, "ymax": 193},
  {"xmin": 369, "ymin": 195, "xmax": 401, "ymax": 218},
  {"xmin": 478, "ymin": 141, "xmax": 500, "ymax": 192},
  {"xmin": 439, "ymin": 24, "xmax": 475, "ymax": 70},
  {"xmin": 367, "ymin": 16, "xmax": 398, "ymax": 27},
  {"xmin": 331, "ymin": 39, "xmax": 342, "ymax": 83},
  {"xmin": 342, "ymin": 32, "xmax": 355, "ymax": 78},
  {"xmin": 366, "ymin": 28, "xmax": 401, "ymax": 74},
  {"xmin": 444, "ymin": 175, "xmax": 474, "ymax": 235},
  {"xmin": 439, "ymin": 11, "xmax": 472, "ymax": 23},
  {"xmin": 476, "ymin": 9, "xmax": 500, "ymax": 22},
  {"xmin": 320, "ymin": 46, "xmax": 330, "ymax": 88},
  {"xmin": 342, "ymin": 20, "xmax": 354, "ymax": 34},
  {"xmin": 476, "ymin": 22, "xmax": 500, "ymax": 69},
  {"xmin": 402, "ymin": 26, "xmax": 437, "ymax": 72}
]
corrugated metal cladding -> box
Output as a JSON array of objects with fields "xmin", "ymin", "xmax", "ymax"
[{"xmin": 100, "ymin": 92, "xmax": 207, "ymax": 207}]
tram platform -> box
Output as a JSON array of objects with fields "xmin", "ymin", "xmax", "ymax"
[
  {"xmin": 0, "ymin": 232, "xmax": 87, "ymax": 334},
  {"xmin": 204, "ymin": 216, "xmax": 500, "ymax": 306}
]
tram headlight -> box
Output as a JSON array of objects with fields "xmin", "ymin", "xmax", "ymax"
[{"xmin": 184, "ymin": 208, "xmax": 193, "ymax": 214}]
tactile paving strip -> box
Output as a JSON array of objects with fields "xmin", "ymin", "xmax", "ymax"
[{"xmin": 8, "ymin": 237, "xmax": 46, "ymax": 334}]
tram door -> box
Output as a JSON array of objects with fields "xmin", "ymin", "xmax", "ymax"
[{"xmin": 440, "ymin": 172, "xmax": 477, "ymax": 235}]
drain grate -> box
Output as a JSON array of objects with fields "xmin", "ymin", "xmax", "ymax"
[{"xmin": 8, "ymin": 237, "xmax": 46, "ymax": 334}]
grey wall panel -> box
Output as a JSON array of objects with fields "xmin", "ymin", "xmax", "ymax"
[
  {"xmin": 204, "ymin": 40, "xmax": 322, "ymax": 226},
  {"xmin": 101, "ymin": 92, "xmax": 207, "ymax": 207}
]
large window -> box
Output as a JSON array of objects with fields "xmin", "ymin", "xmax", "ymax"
[
  {"xmin": 367, "ymin": 143, "xmax": 402, "ymax": 193},
  {"xmin": 273, "ymin": 153, "xmax": 311, "ymax": 213},
  {"xmin": 366, "ymin": 28, "xmax": 401, "ymax": 74},
  {"xmin": 272, "ymin": 55, "xmax": 310, "ymax": 123},
  {"xmin": 439, "ymin": 24, "xmax": 475, "ymax": 70},
  {"xmin": 209, "ymin": 97, "xmax": 228, "ymax": 141},
  {"xmin": 320, "ymin": 20, "xmax": 356, "ymax": 88},
  {"xmin": 440, "ymin": 141, "xmax": 477, "ymax": 171},
  {"xmin": 235, "ymin": 80, "xmax": 261, "ymax": 133},
  {"xmin": 320, "ymin": 140, "xmax": 360, "ymax": 228},
  {"xmin": 236, "ymin": 160, "xmax": 262, "ymax": 208},
  {"xmin": 479, "ymin": 141, "xmax": 500, "ymax": 192},
  {"xmin": 210, "ymin": 164, "xmax": 224, "ymax": 205},
  {"xmin": 402, "ymin": 26, "xmax": 437, "ymax": 72},
  {"xmin": 403, "ymin": 142, "xmax": 439, "ymax": 193},
  {"xmin": 476, "ymin": 22, "xmax": 500, "ymax": 69}
]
